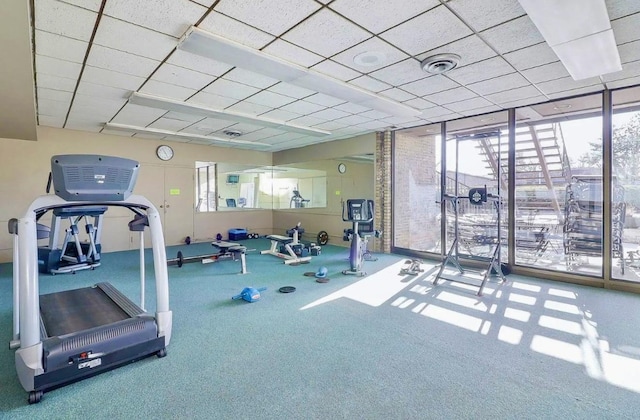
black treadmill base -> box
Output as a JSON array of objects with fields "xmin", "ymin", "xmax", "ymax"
[{"xmin": 31, "ymin": 337, "xmax": 166, "ymax": 402}]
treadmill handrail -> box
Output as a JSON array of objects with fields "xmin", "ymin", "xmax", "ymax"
[{"xmin": 15, "ymin": 194, "xmax": 171, "ymax": 350}]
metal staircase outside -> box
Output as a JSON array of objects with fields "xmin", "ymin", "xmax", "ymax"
[{"xmin": 475, "ymin": 123, "xmax": 571, "ymax": 220}]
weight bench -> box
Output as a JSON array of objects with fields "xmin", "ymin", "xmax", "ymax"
[
  {"xmin": 168, "ymin": 240, "xmax": 247, "ymax": 274},
  {"xmin": 260, "ymin": 234, "xmax": 312, "ymax": 265}
]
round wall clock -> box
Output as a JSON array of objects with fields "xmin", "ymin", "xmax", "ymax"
[
  {"xmin": 156, "ymin": 145, "xmax": 174, "ymax": 161},
  {"xmin": 338, "ymin": 163, "xmax": 347, "ymax": 174}
]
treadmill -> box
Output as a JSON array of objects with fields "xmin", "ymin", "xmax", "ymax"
[{"xmin": 10, "ymin": 155, "xmax": 173, "ymax": 404}]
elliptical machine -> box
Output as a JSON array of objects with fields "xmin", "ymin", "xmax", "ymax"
[{"xmin": 342, "ymin": 199, "xmax": 375, "ymax": 277}]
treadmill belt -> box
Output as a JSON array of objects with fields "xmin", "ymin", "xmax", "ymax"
[{"xmin": 40, "ymin": 286, "xmax": 130, "ymax": 337}]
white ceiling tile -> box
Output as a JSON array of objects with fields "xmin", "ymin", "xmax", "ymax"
[
  {"xmin": 383, "ymin": 115, "xmax": 424, "ymax": 125},
  {"xmin": 152, "ymin": 63, "xmax": 216, "ymax": 90},
  {"xmin": 163, "ymin": 112, "xmax": 205, "ymax": 123},
  {"xmin": 369, "ymin": 58, "xmax": 427, "ymax": 86},
  {"xmin": 59, "ymin": 0, "xmax": 102, "ymax": 12},
  {"xmin": 224, "ymin": 68, "xmax": 279, "ymax": 89},
  {"xmin": 198, "ymin": 11, "xmax": 275, "ymax": 49},
  {"xmin": 37, "ymin": 73, "xmax": 78, "ymax": 92},
  {"xmin": 38, "ymin": 115, "xmax": 65, "ymax": 128},
  {"xmin": 467, "ymin": 73, "xmax": 530, "ymax": 96},
  {"xmin": 216, "ymin": 0, "xmax": 320, "ymax": 36},
  {"xmin": 36, "ymin": 55, "xmax": 82, "ymax": 80},
  {"xmin": 356, "ymin": 120, "xmax": 389, "ymax": 130},
  {"xmin": 203, "ymin": 79, "xmax": 260, "ymax": 101},
  {"xmin": 262, "ymin": 40, "xmax": 324, "ymax": 68},
  {"xmin": 446, "ymin": 57, "xmax": 514, "ymax": 85},
  {"xmin": 259, "ymin": 109, "xmax": 302, "ymax": 121},
  {"xmin": 218, "ymin": 122, "xmax": 264, "ymax": 134},
  {"xmin": 188, "ymin": 91, "xmax": 239, "ymax": 109},
  {"xmin": 101, "ymin": 129, "xmax": 134, "ymax": 138},
  {"xmin": 607, "ymin": 75, "xmax": 640, "ymax": 90},
  {"xmin": 247, "ymin": 91, "xmax": 297, "ymax": 108},
  {"xmin": 38, "ymin": 87, "xmax": 73, "ymax": 102},
  {"xmin": 618, "ymin": 40, "xmax": 640, "ymax": 64},
  {"xmin": 379, "ymin": 88, "xmax": 416, "ymax": 102},
  {"xmin": 166, "ymin": 50, "xmax": 234, "ymax": 77},
  {"xmin": 261, "ymin": 132, "xmax": 306, "ymax": 144},
  {"xmin": 503, "ymin": 42, "xmax": 559, "ymax": 71},
  {"xmin": 485, "ymin": 85, "xmax": 543, "ymax": 104},
  {"xmin": 104, "ymin": 0, "xmax": 205, "ymax": 38},
  {"xmin": 458, "ymin": 105, "xmax": 502, "ymax": 117},
  {"xmin": 111, "ymin": 104, "xmax": 167, "ymax": 126},
  {"xmin": 420, "ymin": 106, "xmax": 461, "ymax": 119},
  {"xmin": 332, "ymin": 114, "xmax": 372, "ymax": 126},
  {"xmin": 82, "ymin": 66, "xmax": 146, "ymax": 91},
  {"xmin": 304, "ymin": 93, "xmax": 346, "ymax": 107},
  {"xmin": 281, "ymin": 100, "xmax": 327, "ymax": 115},
  {"xmin": 268, "ymin": 82, "xmax": 315, "ymax": 99},
  {"xmin": 416, "ymin": 35, "xmax": 497, "ymax": 68},
  {"xmin": 140, "ymin": 80, "xmax": 198, "ymax": 101},
  {"xmin": 359, "ymin": 109, "xmax": 392, "ymax": 120},
  {"xmin": 179, "ymin": 118, "xmax": 236, "ymax": 135},
  {"xmin": 400, "ymin": 74, "xmax": 459, "ymax": 97},
  {"xmin": 329, "ymin": 0, "xmax": 439, "ymax": 34},
  {"xmin": 310, "ymin": 60, "xmax": 362, "ymax": 81},
  {"xmin": 72, "ymin": 94, "xmax": 127, "ymax": 118},
  {"xmin": 480, "ymin": 16, "xmax": 544, "ymax": 54},
  {"xmin": 309, "ymin": 108, "xmax": 350, "ymax": 121},
  {"xmin": 38, "ymin": 98, "xmax": 70, "ymax": 118},
  {"xmin": 334, "ymin": 102, "xmax": 371, "ymax": 114},
  {"xmin": 402, "ymin": 97, "xmax": 435, "ymax": 110},
  {"xmin": 288, "ymin": 115, "xmax": 326, "ymax": 127},
  {"xmin": 424, "ymin": 87, "xmax": 477, "ymax": 105},
  {"xmin": 94, "ymin": 16, "xmax": 177, "ymax": 60},
  {"xmin": 148, "ymin": 117, "xmax": 194, "ymax": 132},
  {"xmin": 547, "ymin": 85, "xmax": 605, "ymax": 100},
  {"xmin": 603, "ymin": 59, "xmax": 640, "ymax": 82},
  {"xmin": 380, "ymin": 6, "xmax": 472, "ymax": 55},
  {"xmin": 332, "ymin": 37, "xmax": 410, "ymax": 73},
  {"xmin": 231, "ymin": 128, "xmax": 287, "ymax": 142},
  {"xmin": 313, "ymin": 120, "xmax": 348, "ymax": 131},
  {"xmin": 348, "ymin": 76, "xmax": 391, "ymax": 93},
  {"xmin": 36, "ymin": 0, "xmax": 97, "ymax": 41},
  {"xmin": 282, "ymin": 9, "xmax": 372, "ymax": 58},
  {"xmin": 76, "ymin": 81, "xmax": 131, "ymax": 100},
  {"xmin": 606, "ymin": 0, "xmax": 640, "ymax": 20},
  {"xmin": 226, "ymin": 101, "xmax": 273, "ymax": 115},
  {"xmin": 611, "ymin": 13, "xmax": 640, "ymax": 45},
  {"xmin": 501, "ymin": 95, "xmax": 547, "ymax": 109},
  {"xmin": 35, "ymin": 30, "xmax": 88, "ymax": 63},
  {"xmin": 65, "ymin": 118, "xmax": 103, "ymax": 132},
  {"xmin": 537, "ymin": 76, "xmax": 604, "ymax": 95},
  {"xmin": 520, "ymin": 62, "xmax": 570, "ymax": 84},
  {"xmin": 87, "ymin": 45, "xmax": 160, "ymax": 78},
  {"xmin": 446, "ymin": 0, "xmax": 525, "ymax": 32}
]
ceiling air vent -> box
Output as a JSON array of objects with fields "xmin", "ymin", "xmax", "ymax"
[
  {"xmin": 420, "ymin": 53, "xmax": 461, "ymax": 75},
  {"xmin": 223, "ymin": 130, "xmax": 243, "ymax": 137}
]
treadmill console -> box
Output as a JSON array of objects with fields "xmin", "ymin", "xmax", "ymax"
[{"xmin": 51, "ymin": 155, "xmax": 140, "ymax": 201}]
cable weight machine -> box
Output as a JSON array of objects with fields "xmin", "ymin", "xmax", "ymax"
[{"xmin": 433, "ymin": 131, "xmax": 508, "ymax": 296}]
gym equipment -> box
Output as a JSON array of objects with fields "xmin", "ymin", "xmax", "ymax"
[
  {"xmin": 278, "ymin": 286, "xmax": 296, "ymax": 293},
  {"xmin": 232, "ymin": 287, "xmax": 266, "ymax": 303},
  {"xmin": 37, "ymin": 205, "xmax": 107, "ymax": 274},
  {"xmin": 261, "ymin": 223, "xmax": 320, "ymax": 265},
  {"xmin": 167, "ymin": 240, "xmax": 248, "ymax": 274},
  {"xmin": 290, "ymin": 189, "xmax": 310, "ymax": 208},
  {"xmin": 315, "ymin": 266, "xmax": 328, "ymax": 279},
  {"xmin": 433, "ymin": 131, "xmax": 507, "ymax": 296},
  {"xmin": 563, "ymin": 176, "xmax": 625, "ymax": 273},
  {"xmin": 341, "ymin": 199, "xmax": 376, "ymax": 276},
  {"xmin": 400, "ymin": 259, "xmax": 424, "ymax": 276},
  {"xmin": 9, "ymin": 155, "xmax": 172, "ymax": 403},
  {"xmin": 317, "ymin": 230, "xmax": 329, "ymax": 246}
]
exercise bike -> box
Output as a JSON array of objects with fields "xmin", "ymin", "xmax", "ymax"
[{"xmin": 342, "ymin": 199, "xmax": 375, "ymax": 277}]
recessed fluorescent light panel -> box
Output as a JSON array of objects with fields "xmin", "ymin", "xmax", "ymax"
[
  {"xmin": 128, "ymin": 92, "xmax": 329, "ymax": 137},
  {"xmin": 518, "ymin": 0, "xmax": 622, "ymax": 80},
  {"xmin": 177, "ymin": 26, "xmax": 421, "ymax": 118},
  {"xmin": 104, "ymin": 122, "xmax": 271, "ymax": 147}
]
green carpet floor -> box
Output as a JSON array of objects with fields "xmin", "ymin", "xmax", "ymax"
[{"xmin": 1, "ymin": 238, "xmax": 640, "ymax": 419}]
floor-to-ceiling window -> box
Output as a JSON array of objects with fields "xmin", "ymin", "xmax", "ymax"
[
  {"xmin": 513, "ymin": 94, "xmax": 604, "ymax": 276},
  {"xmin": 612, "ymin": 86, "xmax": 640, "ymax": 283}
]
